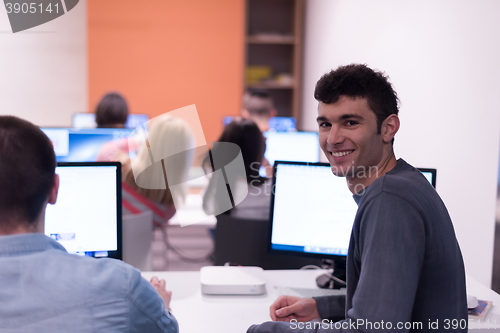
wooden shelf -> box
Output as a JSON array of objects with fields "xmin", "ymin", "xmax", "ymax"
[
  {"xmin": 244, "ymin": 0, "xmax": 304, "ymax": 122},
  {"xmin": 247, "ymin": 82, "xmax": 295, "ymax": 89},
  {"xmin": 247, "ymin": 35, "xmax": 295, "ymax": 44}
]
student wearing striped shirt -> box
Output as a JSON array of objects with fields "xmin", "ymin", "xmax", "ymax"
[{"xmin": 99, "ymin": 114, "xmax": 194, "ymax": 228}]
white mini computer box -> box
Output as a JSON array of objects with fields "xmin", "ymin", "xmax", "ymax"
[{"xmin": 200, "ymin": 266, "xmax": 266, "ymax": 295}]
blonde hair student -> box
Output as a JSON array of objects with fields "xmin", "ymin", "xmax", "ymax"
[{"xmin": 98, "ymin": 113, "xmax": 195, "ymax": 227}]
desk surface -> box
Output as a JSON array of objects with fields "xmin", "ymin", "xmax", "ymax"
[
  {"xmin": 142, "ymin": 270, "xmax": 321, "ymax": 333},
  {"xmin": 142, "ymin": 270, "xmax": 500, "ymax": 333}
]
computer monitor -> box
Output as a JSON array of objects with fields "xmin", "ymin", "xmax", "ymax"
[
  {"xmin": 222, "ymin": 116, "xmax": 297, "ymax": 132},
  {"xmin": 261, "ymin": 131, "xmax": 320, "ymax": 176},
  {"xmin": 269, "ymin": 162, "xmax": 438, "ymax": 260},
  {"xmin": 44, "ymin": 162, "xmax": 122, "ymax": 259},
  {"xmin": 72, "ymin": 112, "xmax": 149, "ymax": 129},
  {"xmin": 417, "ymin": 168, "xmax": 437, "ymax": 188},
  {"xmin": 269, "ymin": 161, "xmax": 356, "ymax": 260},
  {"xmin": 40, "ymin": 127, "xmax": 135, "ymax": 162}
]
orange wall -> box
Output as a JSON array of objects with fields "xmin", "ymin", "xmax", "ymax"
[{"xmin": 88, "ymin": 0, "xmax": 245, "ymax": 145}]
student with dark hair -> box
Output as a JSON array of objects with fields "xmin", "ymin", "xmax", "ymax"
[
  {"xmin": 0, "ymin": 116, "xmax": 178, "ymax": 332},
  {"xmin": 313, "ymin": 64, "xmax": 399, "ymax": 132},
  {"xmin": 95, "ymin": 91, "xmax": 129, "ymax": 128},
  {"xmin": 241, "ymin": 89, "xmax": 277, "ymax": 132},
  {"xmin": 241, "ymin": 89, "xmax": 277, "ymax": 176},
  {"xmin": 203, "ymin": 118, "xmax": 270, "ymax": 220},
  {"xmin": 248, "ymin": 64, "xmax": 467, "ymax": 332}
]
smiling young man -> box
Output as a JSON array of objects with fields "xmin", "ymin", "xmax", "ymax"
[
  {"xmin": 317, "ymin": 95, "xmax": 398, "ymax": 194},
  {"xmin": 247, "ymin": 64, "xmax": 467, "ymax": 332}
]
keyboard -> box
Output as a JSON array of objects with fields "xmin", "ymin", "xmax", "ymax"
[{"xmin": 275, "ymin": 286, "xmax": 347, "ymax": 298}]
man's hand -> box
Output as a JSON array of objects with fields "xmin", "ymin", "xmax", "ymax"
[
  {"xmin": 270, "ymin": 296, "xmax": 320, "ymax": 322},
  {"xmin": 150, "ymin": 276, "xmax": 173, "ymax": 311}
]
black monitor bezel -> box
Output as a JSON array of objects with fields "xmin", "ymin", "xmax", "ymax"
[
  {"xmin": 54, "ymin": 162, "xmax": 123, "ymax": 260},
  {"xmin": 267, "ymin": 160, "xmax": 349, "ymax": 261},
  {"xmin": 416, "ymin": 168, "xmax": 437, "ymax": 188}
]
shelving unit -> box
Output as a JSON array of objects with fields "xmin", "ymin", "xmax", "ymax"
[{"xmin": 244, "ymin": 0, "xmax": 304, "ymax": 126}]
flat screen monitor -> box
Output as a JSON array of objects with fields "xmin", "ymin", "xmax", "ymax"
[
  {"xmin": 40, "ymin": 127, "xmax": 135, "ymax": 162},
  {"xmin": 269, "ymin": 161, "xmax": 356, "ymax": 259},
  {"xmin": 269, "ymin": 162, "xmax": 438, "ymax": 260},
  {"xmin": 72, "ymin": 112, "xmax": 149, "ymax": 129},
  {"xmin": 223, "ymin": 116, "xmax": 297, "ymax": 132},
  {"xmin": 417, "ymin": 168, "xmax": 437, "ymax": 188},
  {"xmin": 261, "ymin": 131, "xmax": 320, "ymax": 176},
  {"xmin": 45, "ymin": 162, "xmax": 122, "ymax": 259}
]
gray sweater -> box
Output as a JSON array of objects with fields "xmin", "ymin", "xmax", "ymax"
[{"xmin": 247, "ymin": 159, "xmax": 467, "ymax": 332}]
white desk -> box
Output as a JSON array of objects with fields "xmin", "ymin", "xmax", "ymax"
[
  {"xmin": 142, "ymin": 270, "xmax": 500, "ymax": 333},
  {"xmin": 142, "ymin": 270, "xmax": 322, "ymax": 333},
  {"xmin": 467, "ymin": 275, "xmax": 500, "ymax": 332}
]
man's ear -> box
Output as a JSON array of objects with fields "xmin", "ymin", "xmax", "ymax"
[
  {"xmin": 48, "ymin": 174, "xmax": 59, "ymax": 205},
  {"xmin": 381, "ymin": 114, "xmax": 400, "ymax": 143},
  {"xmin": 270, "ymin": 109, "xmax": 278, "ymax": 118}
]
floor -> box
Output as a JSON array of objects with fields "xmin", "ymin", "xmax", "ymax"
[{"xmin": 151, "ymin": 224, "xmax": 214, "ymax": 271}]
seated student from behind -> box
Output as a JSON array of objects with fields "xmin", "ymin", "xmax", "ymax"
[
  {"xmin": 241, "ymin": 89, "xmax": 277, "ymax": 132},
  {"xmin": 0, "ymin": 116, "xmax": 178, "ymax": 333},
  {"xmin": 95, "ymin": 91, "xmax": 129, "ymax": 128},
  {"xmin": 203, "ymin": 118, "xmax": 271, "ymax": 220},
  {"xmin": 98, "ymin": 114, "xmax": 195, "ymax": 228},
  {"xmin": 241, "ymin": 89, "xmax": 276, "ymax": 176}
]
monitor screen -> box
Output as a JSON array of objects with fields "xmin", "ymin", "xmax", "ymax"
[
  {"xmin": 267, "ymin": 117, "xmax": 297, "ymax": 132},
  {"xmin": 45, "ymin": 162, "xmax": 122, "ymax": 259},
  {"xmin": 72, "ymin": 112, "xmax": 149, "ymax": 129},
  {"xmin": 40, "ymin": 127, "xmax": 135, "ymax": 162},
  {"xmin": 262, "ymin": 131, "xmax": 320, "ymax": 176},
  {"xmin": 223, "ymin": 116, "xmax": 297, "ymax": 132},
  {"xmin": 269, "ymin": 161, "xmax": 357, "ymax": 258}
]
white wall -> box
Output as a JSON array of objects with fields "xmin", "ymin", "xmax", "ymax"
[
  {"xmin": 0, "ymin": 1, "xmax": 87, "ymax": 127},
  {"xmin": 302, "ymin": 0, "xmax": 500, "ymax": 286}
]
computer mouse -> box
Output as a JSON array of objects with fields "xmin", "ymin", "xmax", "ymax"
[{"xmin": 467, "ymin": 294, "xmax": 478, "ymax": 309}]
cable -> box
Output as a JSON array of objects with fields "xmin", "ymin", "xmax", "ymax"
[
  {"xmin": 322, "ymin": 271, "xmax": 347, "ymax": 286},
  {"xmin": 300, "ymin": 265, "xmax": 323, "ymax": 270},
  {"xmin": 300, "ymin": 264, "xmax": 347, "ymax": 286}
]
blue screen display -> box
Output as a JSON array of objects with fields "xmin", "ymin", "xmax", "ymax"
[
  {"xmin": 223, "ymin": 116, "xmax": 297, "ymax": 132},
  {"xmin": 40, "ymin": 128, "xmax": 134, "ymax": 162}
]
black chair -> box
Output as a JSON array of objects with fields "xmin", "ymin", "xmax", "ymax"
[{"xmin": 214, "ymin": 215, "xmax": 322, "ymax": 269}]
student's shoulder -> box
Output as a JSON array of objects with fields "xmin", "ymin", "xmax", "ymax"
[
  {"xmin": 54, "ymin": 253, "xmax": 143, "ymax": 295},
  {"xmin": 367, "ymin": 159, "xmax": 437, "ymax": 205},
  {"xmin": 85, "ymin": 256, "xmax": 140, "ymax": 282}
]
